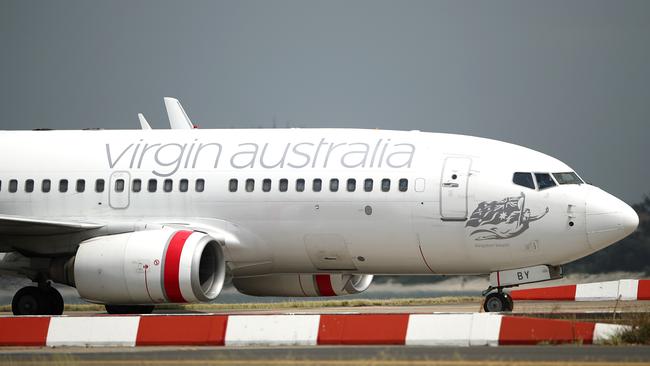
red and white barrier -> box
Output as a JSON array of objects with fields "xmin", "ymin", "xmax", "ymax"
[
  {"xmin": 0, "ymin": 313, "xmax": 627, "ymax": 347},
  {"xmin": 510, "ymin": 279, "xmax": 650, "ymax": 301}
]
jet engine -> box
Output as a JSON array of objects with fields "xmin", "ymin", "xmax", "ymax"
[
  {"xmin": 73, "ymin": 229, "xmax": 226, "ymax": 304},
  {"xmin": 233, "ymin": 273, "xmax": 373, "ymax": 297}
]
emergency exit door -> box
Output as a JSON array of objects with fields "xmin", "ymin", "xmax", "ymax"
[
  {"xmin": 440, "ymin": 157, "xmax": 472, "ymax": 220},
  {"xmin": 109, "ymin": 172, "xmax": 131, "ymax": 209}
]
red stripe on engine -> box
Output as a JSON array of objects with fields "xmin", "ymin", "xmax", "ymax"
[
  {"xmin": 315, "ymin": 275, "xmax": 336, "ymax": 297},
  {"xmin": 163, "ymin": 230, "xmax": 193, "ymax": 303}
]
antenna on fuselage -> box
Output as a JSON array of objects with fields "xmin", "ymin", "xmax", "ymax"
[{"xmin": 163, "ymin": 97, "xmax": 196, "ymax": 129}]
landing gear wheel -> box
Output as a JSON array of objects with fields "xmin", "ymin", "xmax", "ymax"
[
  {"xmin": 503, "ymin": 292, "xmax": 514, "ymax": 312},
  {"xmin": 483, "ymin": 292, "xmax": 513, "ymax": 312},
  {"xmin": 12, "ymin": 286, "xmax": 48, "ymax": 315},
  {"xmin": 45, "ymin": 287, "xmax": 64, "ymax": 315},
  {"xmin": 105, "ymin": 305, "xmax": 155, "ymax": 315}
]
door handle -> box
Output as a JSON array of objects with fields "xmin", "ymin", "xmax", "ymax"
[{"xmin": 442, "ymin": 182, "xmax": 459, "ymax": 188}]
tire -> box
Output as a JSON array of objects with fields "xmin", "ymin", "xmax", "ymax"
[
  {"xmin": 45, "ymin": 287, "xmax": 64, "ymax": 315},
  {"xmin": 105, "ymin": 304, "xmax": 155, "ymax": 315},
  {"xmin": 483, "ymin": 292, "xmax": 508, "ymax": 312},
  {"xmin": 503, "ymin": 292, "xmax": 514, "ymax": 312},
  {"xmin": 12, "ymin": 286, "xmax": 48, "ymax": 315}
]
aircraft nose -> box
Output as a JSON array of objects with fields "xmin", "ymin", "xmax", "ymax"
[{"xmin": 585, "ymin": 187, "xmax": 639, "ymax": 250}]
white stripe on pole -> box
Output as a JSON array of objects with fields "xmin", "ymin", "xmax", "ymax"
[
  {"xmin": 405, "ymin": 314, "xmax": 474, "ymax": 346},
  {"xmin": 224, "ymin": 315, "xmax": 320, "ymax": 346},
  {"xmin": 575, "ymin": 280, "xmax": 619, "ymax": 301},
  {"xmin": 46, "ymin": 317, "xmax": 140, "ymax": 347},
  {"xmin": 617, "ymin": 279, "xmax": 639, "ymax": 300},
  {"xmin": 593, "ymin": 323, "xmax": 629, "ymax": 344},
  {"xmin": 469, "ymin": 313, "xmax": 502, "ymax": 346}
]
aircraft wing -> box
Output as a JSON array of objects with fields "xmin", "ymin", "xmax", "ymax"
[{"xmin": 0, "ymin": 215, "xmax": 104, "ymax": 236}]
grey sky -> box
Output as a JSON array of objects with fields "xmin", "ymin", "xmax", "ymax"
[{"xmin": 1, "ymin": 0, "xmax": 648, "ymax": 202}]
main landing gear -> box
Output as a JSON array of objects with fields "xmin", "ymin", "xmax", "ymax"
[{"xmin": 12, "ymin": 282, "xmax": 64, "ymax": 316}]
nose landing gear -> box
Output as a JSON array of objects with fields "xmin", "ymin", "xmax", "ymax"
[
  {"xmin": 12, "ymin": 282, "xmax": 64, "ymax": 316},
  {"xmin": 483, "ymin": 290, "xmax": 514, "ymax": 312},
  {"xmin": 481, "ymin": 265, "xmax": 563, "ymax": 313}
]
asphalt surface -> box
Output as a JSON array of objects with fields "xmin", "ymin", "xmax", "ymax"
[{"xmin": 1, "ymin": 346, "xmax": 649, "ymax": 365}]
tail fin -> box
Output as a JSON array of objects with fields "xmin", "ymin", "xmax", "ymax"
[{"xmin": 163, "ymin": 97, "xmax": 195, "ymax": 129}]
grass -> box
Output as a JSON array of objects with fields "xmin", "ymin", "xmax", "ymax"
[
  {"xmin": 618, "ymin": 314, "xmax": 650, "ymax": 345},
  {"xmin": 0, "ymin": 296, "xmax": 482, "ymax": 313}
]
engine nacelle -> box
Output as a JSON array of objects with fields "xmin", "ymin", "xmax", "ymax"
[
  {"xmin": 233, "ymin": 274, "xmax": 373, "ymax": 297},
  {"xmin": 74, "ymin": 229, "xmax": 225, "ymax": 304}
]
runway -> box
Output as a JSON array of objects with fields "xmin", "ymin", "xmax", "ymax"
[{"xmin": 1, "ymin": 345, "xmax": 650, "ymax": 365}]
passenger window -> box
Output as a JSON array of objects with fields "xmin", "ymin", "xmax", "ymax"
[
  {"xmin": 399, "ymin": 178, "xmax": 408, "ymax": 192},
  {"xmin": 347, "ymin": 178, "xmax": 356, "ymax": 192},
  {"xmin": 148, "ymin": 179, "xmax": 157, "ymax": 192},
  {"xmin": 535, "ymin": 173, "xmax": 556, "ymax": 190},
  {"xmin": 164, "ymin": 179, "xmax": 173, "ymax": 192},
  {"xmin": 262, "ymin": 179, "xmax": 271, "ymax": 192},
  {"xmin": 364, "ymin": 178, "xmax": 373, "ymax": 192},
  {"xmin": 115, "ymin": 179, "xmax": 125, "ymax": 192},
  {"xmin": 513, "ymin": 172, "xmax": 535, "ymax": 190},
  {"xmin": 246, "ymin": 179, "xmax": 255, "ymax": 192},
  {"xmin": 95, "ymin": 179, "xmax": 105, "ymax": 193},
  {"xmin": 42, "ymin": 179, "xmax": 51, "ymax": 193},
  {"xmin": 279, "ymin": 179, "xmax": 288, "ymax": 192},
  {"xmin": 313, "ymin": 178, "xmax": 322, "ymax": 192},
  {"xmin": 132, "ymin": 179, "xmax": 142, "ymax": 193},
  {"xmin": 296, "ymin": 179, "xmax": 305, "ymax": 192},
  {"xmin": 59, "ymin": 179, "xmax": 68, "ymax": 193},
  {"xmin": 179, "ymin": 179, "xmax": 189, "ymax": 192},
  {"xmin": 9, "ymin": 179, "xmax": 17, "ymax": 193},
  {"xmin": 76, "ymin": 179, "xmax": 85, "ymax": 193},
  {"xmin": 195, "ymin": 179, "xmax": 205, "ymax": 192},
  {"xmin": 25, "ymin": 179, "xmax": 34, "ymax": 193},
  {"xmin": 229, "ymin": 179, "xmax": 238, "ymax": 192},
  {"xmin": 330, "ymin": 178, "xmax": 339, "ymax": 192},
  {"xmin": 381, "ymin": 178, "xmax": 390, "ymax": 192}
]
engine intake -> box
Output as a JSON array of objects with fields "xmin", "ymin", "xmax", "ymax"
[
  {"xmin": 233, "ymin": 274, "xmax": 373, "ymax": 297},
  {"xmin": 74, "ymin": 229, "xmax": 225, "ymax": 304}
]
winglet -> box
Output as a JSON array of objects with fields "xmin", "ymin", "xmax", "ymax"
[
  {"xmin": 138, "ymin": 113, "xmax": 152, "ymax": 130},
  {"xmin": 163, "ymin": 97, "xmax": 195, "ymax": 129}
]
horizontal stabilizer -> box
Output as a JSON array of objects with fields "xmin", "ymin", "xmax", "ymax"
[
  {"xmin": 138, "ymin": 113, "xmax": 152, "ymax": 130},
  {"xmin": 163, "ymin": 97, "xmax": 194, "ymax": 130}
]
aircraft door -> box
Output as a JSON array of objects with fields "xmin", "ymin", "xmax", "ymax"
[
  {"xmin": 440, "ymin": 157, "xmax": 472, "ymax": 220},
  {"xmin": 109, "ymin": 172, "xmax": 131, "ymax": 209}
]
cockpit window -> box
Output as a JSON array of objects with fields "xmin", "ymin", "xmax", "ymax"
[
  {"xmin": 513, "ymin": 172, "xmax": 535, "ymax": 189},
  {"xmin": 535, "ymin": 173, "xmax": 556, "ymax": 190},
  {"xmin": 553, "ymin": 172, "xmax": 583, "ymax": 185}
]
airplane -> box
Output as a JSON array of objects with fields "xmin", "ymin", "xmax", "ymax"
[{"xmin": 0, "ymin": 98, "xmax": 639, "ymax": 315}]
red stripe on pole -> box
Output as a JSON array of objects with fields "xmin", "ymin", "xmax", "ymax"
[
  {"xmin": 0, "ymin": 317, "xmax": 51, "ymax": 346},
  {"xmin": 136, "ymin": 315, "xmax": 228, "ymax": 346},
  {"xmin": 638, "ymin": 280, "xmax": 650, "ymax": 300},
  {"xmin": 510, "ymin": 284, "xmax": 577, "ymax": 301},
  {"xmin": 315, "ymin": 275, "xmax": 336, "ymax": 296},
  {"xmin": 318, "ymin": 314, "xmax": 409, "ymax": 345},
  {"xmin": 163, "ymin": 230, "xmax": 193, "ymax": 303},
  {"xmin": 498, "ymin": 316, "xmax": 595, "ymax": 345}
]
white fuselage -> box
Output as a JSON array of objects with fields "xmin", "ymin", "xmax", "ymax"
[{"xmin": 0, "ymin": 128, "xmax": 638, "ymax": 277}]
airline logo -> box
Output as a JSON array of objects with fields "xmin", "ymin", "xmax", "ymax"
[
  {"xmin": 466, "ymin": 193, "xmax": 549, "ymax": 240},
  {"xmin": 105, "ymin": 138, "xmax": 416, "ymax": 176}
]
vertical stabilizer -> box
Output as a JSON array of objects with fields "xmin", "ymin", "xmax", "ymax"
[
  {"xmin": 163, "ymin": 97, "xmax": 195, "ymax": 129},
  {"xmin": 138, "ymin": 113, "xmax": 152, "ymax": 130}
]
